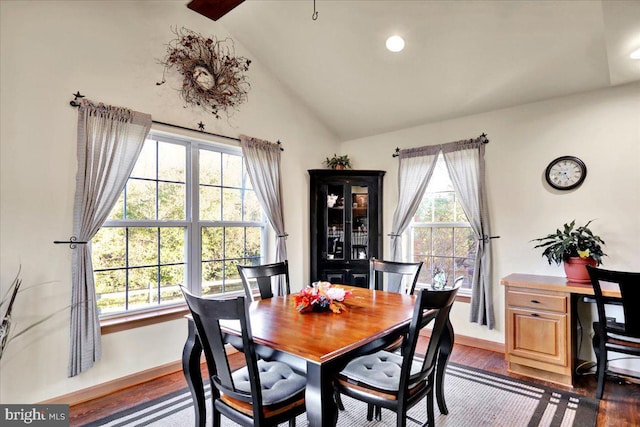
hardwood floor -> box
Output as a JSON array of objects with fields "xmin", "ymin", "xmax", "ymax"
[{"xmin": 69, "ymin": 341, "xmax": 639, "ymax": 426}]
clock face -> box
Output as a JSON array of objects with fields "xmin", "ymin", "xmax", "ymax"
[{"xmin": 545, "ymin": 156, "xmax": 587, "ymax": 190}]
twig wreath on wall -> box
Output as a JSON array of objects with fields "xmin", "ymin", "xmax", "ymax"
[{"xmin": 157, "ymin": 27, "xmax": 251, "ymax": 119}]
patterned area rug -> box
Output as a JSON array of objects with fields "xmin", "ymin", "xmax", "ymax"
[{"xmin": 82, "ymin": 363, "xmax": 598, "ymax": 427}]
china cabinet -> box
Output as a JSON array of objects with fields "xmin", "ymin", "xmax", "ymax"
[{"xmin": 309, "ymin": 169, "xmax": 385, "ymax": 287}]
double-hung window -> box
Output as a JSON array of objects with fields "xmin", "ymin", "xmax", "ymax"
[
  {"xmin": 410, "ymin": 154, "xmax": 476, "ymax": 293},
  {"xmin": 91, "ymin": 131, "xmax": 266, "ymax": 317}
]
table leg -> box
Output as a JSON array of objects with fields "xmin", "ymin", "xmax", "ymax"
[
  {"xmin": 306, "ymin": 362, "xmax": 339, "ymax": 427},
  {"xmin": 435, "ymin": 318, "xmax": 454, "ymax": 415},
  {"xmin": 183, "ymin": 319, "xmax": 206, "ymax": 427}
]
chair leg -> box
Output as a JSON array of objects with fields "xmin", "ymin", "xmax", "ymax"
[
  {"xmin": 289, "ymin": 418, "xmax": 296, "ymax": 427},
  {"xmin": 426, "ymin": 388, "xmax": 435, "ymax": 427},
  {"xmin": 596, "ymin": 347, "xmax": 607, "ymax": 400},
  {"xmin": 334, "ymin": 390, "xmax": 345, "ymax": 410},
  {"xmin": 366, "ymin": 403, "xmax": 374, "ymax": 421},
  {"xmin": 375, "ymin": 405, "xmax": 382, "ymax": 421},
  {"xmin": 212, "ymin": 406, "xmax": 221, "ymax": 427}
]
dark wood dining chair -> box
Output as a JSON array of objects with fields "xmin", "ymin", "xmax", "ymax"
[
  {"xmin": 586, "ymin": 265, "xmax": 640, "ymax": 400},
  {"xmin": 181, "ymin": 288, "xmax": 306, "ymax": 427},
  {"xmin": 334, "ymin": 284, "xmax": 460, "ymax": 427},
  {"xmin": 369, "ymin": 257, "xmax": 423, "ymax": 295},
  {"xmin": 237, "ymin": 260, "xmax": 290, "ymax": 301}
]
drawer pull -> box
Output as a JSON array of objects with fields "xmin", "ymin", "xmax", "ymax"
[
  {"xmin": 531, "ymin": 313, "xmax": 540, "ymax": 317},
  {"xmin": 530, "ymin": 299, "xmax": 540, "ymax": 304}
]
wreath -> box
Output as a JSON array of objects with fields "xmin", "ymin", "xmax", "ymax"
[{"xmin": 157, "ymin": 27, "xmax": 251, "ymax": 119}]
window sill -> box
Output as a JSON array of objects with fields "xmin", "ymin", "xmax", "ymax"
[{"xmin": 100, "ymin": 305, "xmax": 189, "ymax": 335}]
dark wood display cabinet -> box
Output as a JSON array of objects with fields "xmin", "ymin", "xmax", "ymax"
[{"xmin": 309, "ymin": 169, "xmax": 385, "ymax": 287}]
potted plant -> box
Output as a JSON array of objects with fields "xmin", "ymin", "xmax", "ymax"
[
  {"xmin": 531, "ymin": 220, "xmax": 606, "ymax": 283},
  {"xmin": 324, "ymin": 154, "xmax": 352, "ymax": 170}
]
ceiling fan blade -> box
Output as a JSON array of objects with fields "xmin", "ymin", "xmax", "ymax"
[{"xmin": 187, "ymin": 0, "xmax": 245, "ymax": 21}]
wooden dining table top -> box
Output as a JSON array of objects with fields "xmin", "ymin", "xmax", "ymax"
[{"xmin": 220, "ymin": 285, "xmax": 416, "ymax": 364}]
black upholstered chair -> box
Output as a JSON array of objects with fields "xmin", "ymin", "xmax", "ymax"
[
  {"xmin": 237, "ymin": 260, "xmax": 290, "ymax": 301},
  {"xmin": 181, "ymin": 288, "xmax": 305, "ymax": 427},
  {"xmin": 586, "ymin": 265, "xmax": 640, "ymax": 400},
  {"xmin": 334, "ymin": 284, "xmax": 460, "ymax": 427},
  {"xmin": 369, "ymin": 257, "xmax": 423, "ymax": 295}
]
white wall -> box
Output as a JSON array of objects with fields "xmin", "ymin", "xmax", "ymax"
[
  {"xmin": 0, "ymin": 1, "xmax": 338, "ymax": 403},
  {"xmin": 343, "ymin": 82, "xmax": 640, "ymax": 367}
]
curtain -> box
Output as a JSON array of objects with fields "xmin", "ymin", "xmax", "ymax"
[
  {"xmin": 70, "ymin": 99, "xmax": 151, "ymax": 376},
  {"xmin": 442, "ymin": 140, "xmax": 494, "ymax": 329},
  {"xmin": 240, "ymin": 136, "xmax": 288, "ymax": 292},
  {"xmin": 389, "ymin": 145, "xmax": 440, "ymax": 261}
]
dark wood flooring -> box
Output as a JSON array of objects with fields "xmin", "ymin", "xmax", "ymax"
[{"xmin": 69, "ymin": 341, "xmax": 639, "ymax": 426}]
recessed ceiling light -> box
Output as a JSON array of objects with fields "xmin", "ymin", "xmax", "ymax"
[
  {"xmin": 631, "ymin": 48, "xmax": 640, "ymax": 59},
  {"xmin": 386, "ymin": 35, "xmax": 405, "ymax": 53}
]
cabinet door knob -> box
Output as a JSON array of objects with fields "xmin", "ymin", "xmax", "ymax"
[
  {"xmin": 530, "ymin": 300, "xmax": 540, "ymax": 304},
  {"xmin": 531, "ymin": 313, "xmax": 539, "ymax": 317}
]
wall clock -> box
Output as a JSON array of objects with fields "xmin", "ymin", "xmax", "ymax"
[{"xmin": 544, "ymin": 156, "xmax": 587, "ymax": 190}]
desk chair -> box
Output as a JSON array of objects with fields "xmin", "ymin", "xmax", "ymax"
[
  {"xmin": 369, "ymin": 258, "xmax": 423, "ymax": 295},
  {"xmin": 181, "ymin": 288, "xmax": 306, "ymax": 427},
  {"xmin": 237, "ymin": 261, "xmax": 290, "ymax": 301},
  {"xmin": 334, "ymin": 284, "xmax": 460, "ymax": 427},
  {"xmin": 586, "ymin": 265, "xmax": 640, "ymax": 400}
]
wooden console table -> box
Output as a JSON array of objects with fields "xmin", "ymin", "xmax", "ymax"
[{"xmin": 500, "ymin": 273, "xmax": 621, "ymax": 387}]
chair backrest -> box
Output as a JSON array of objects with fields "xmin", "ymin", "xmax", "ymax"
[
  {"xmin": 369, "ymin": 257, "xmax": 423, "ymax": 294},
  {"xmin": 399, "ymin": 284, "xmax": 460, "ymax": 399},
  {"xmin": 237, "ymin": 260, "xmax": 290, "ymax": 301},
  {"xmin": 181, "ymin": 288, "xmax": 266, "ymax": 418},
  {"xmin": 587, "ymin": 265, "xmax": 640, "ymax": 338}
]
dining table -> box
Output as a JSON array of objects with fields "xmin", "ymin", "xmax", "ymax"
[{"xmin": 182, "ymin": 285, "xmax": 455, "ymax": 427}]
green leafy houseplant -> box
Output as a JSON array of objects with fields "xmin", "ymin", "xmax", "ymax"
[
  {"xmin": 531, "ymin": 220, "xmax": 606, "ymax": 266},
  {"xmin": 324, "ymin": 154, "xmax": 352, "ymax": 170}
]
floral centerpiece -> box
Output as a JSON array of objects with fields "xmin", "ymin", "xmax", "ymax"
[{"xmin": 294, "ymin": 282, "xmax": 352, "ymax": 313}]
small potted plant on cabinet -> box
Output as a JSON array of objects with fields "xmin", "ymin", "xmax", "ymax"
[
  {"xmin": 324, "ymin": 154, "xmax": 352, "ymax": 170},
  {"xmin": 531, "ymin": 220, "xmax": 606, "ymax": 283}
]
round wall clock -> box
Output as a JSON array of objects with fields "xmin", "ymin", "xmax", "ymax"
[{"xmin": 544, "ymin": 156, "xmax": 587, "ymax": 190}]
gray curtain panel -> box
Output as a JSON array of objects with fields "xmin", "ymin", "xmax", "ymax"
[
  {"xmin": 70, "ymin": 99, "xmax": 151, "ymax": 377},
  {"xmin": 240, "ymin": 135, "xmax": 288, "ymax": 269},
  {"xmin": 391, "ymin": 137, "xmax": 494, "ymax": 329},
  {"xmin": 442, "ymin": 140, "xmax": 494, "ymax": 329}
]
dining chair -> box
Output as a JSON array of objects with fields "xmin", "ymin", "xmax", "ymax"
[
  {"xmin": 369, "ymin": 257, "xmax": 423, "ymax": 295},
  {"xmin": 237, "ymin": 260, "xmax": 290, "ymax": 301},
  {"xmin": 181, "ymin": 287, "xmax": 306, "ymax": 427},
  {"xmin": 334, "ymin": 284, "xmax": 460, "ymax": 427},
  {"xmin": 586, "ymin": 265, "xmax": 640, "ymax": 400}
]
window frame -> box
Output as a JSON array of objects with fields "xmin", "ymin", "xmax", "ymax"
[{"xmin": 95, "ymin": 130, "xmax": 268, "ymax": 327}]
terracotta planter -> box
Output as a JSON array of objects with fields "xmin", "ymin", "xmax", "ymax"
[
  {"xmin": 563, "ymin": 256, "xmax": 597, "ymax": 283},
  {"xmin": 333, "ymin": 164, "xmax": 345, "ymax": 170}
]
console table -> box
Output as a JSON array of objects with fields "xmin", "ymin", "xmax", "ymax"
[{"xmin": 500, "ymin": 273, "xmax": 621, "ymax": 387}]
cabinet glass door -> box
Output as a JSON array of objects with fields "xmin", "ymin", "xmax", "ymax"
[
  {"xmin": 350, "ymin": 185, "xmax": 369, "ymax": 260},
  {"xmin": 326, "ymin": 184, "xmax": 345, "ymax": 260}
]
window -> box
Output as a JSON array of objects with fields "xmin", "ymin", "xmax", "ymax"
[
  {"xmin": 91, "ymin": 132, "xmax": 266, "ymax": 317},
  {"xmin": 409, "ymin": 154, "xmax": 476, "ymax": 292}
]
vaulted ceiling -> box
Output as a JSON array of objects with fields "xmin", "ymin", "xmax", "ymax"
[{"xmin": 206, "ymin": 1, "xmax": 640, "ymax": 141}]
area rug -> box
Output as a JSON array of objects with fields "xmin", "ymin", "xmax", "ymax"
[{"xmin": 82, "ymin": 363, "xmax": 598, "ymax": 427}]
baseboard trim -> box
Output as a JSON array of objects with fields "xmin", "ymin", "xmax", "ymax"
[
  {"xmin": 50, "ymin": 333, "xmax": 503, "ymax": 406},
  {"xmin": 42, "ymin": 360, "xmax": 184, "ymax": 406}
]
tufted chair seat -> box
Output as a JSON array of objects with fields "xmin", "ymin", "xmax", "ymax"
[
  {"xmin": 339, "ymin": 351, "xmax": 423, "ymax": 392},
  {"xmin": 230, "ymin": 360, "xmax": 306, "ymax": 405}
]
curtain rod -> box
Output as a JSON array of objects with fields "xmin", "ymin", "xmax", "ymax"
[
  {"xmin": 68, "ymin": 92, "xmax": 283, "ymax": 150},
  {"xmin": 392, "ymin": 132, "xmax": 489, "ymax": 157}
]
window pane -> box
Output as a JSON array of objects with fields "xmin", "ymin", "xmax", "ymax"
[
  {"xmin": 160, "ymin": 228, "xmax": 185, "ymax": 264},
  {"xmin": 245, "ymin": 227, "xmax": 261, "ymax": 259},
  {"xmin": 200, "ymin": 186, "xmax": 222, "ymax": 221},
  {"xmin": 224, "ymin": 260, "xmax": 243, "ymax": 293},
  {"xmin": 433, "ymin": 193, "xmax": 454, "ymax": 222},
  {"xmin": 158, "ymin": 142, "xmax": 185, "ymax": 182},
  {"xmin": 126, "ymin": 179, "xmax": 156, "ymax": 220},
  {"xmin": 223, "ymin": 188, "xmax": 242, "ymax": 221},
  {"xmin": 202, "ymin": 227, "xmax": 224, "ymax": 260},
  {"xmin": 200, "ymin": 150, "xmax": 221, "ymax": 186},
  {"xmin": 414, "ymin": 194, "xmax": 433, "ymax": 222},
  {"xmin": 128, "ymin": 228, "xmax": 158, "ymax": 267},
  {"xmin": 244, "ymin": 190, "xmax": 262, "ymax": 221},
  {"xmin": 93, "ymin": 228, "xmax": 126, "ymax": 269},
  {"xmin": 432, "ymin": 257, "xmax": 454, "ymax": 285},
  {"xmin": 202, "ymin": 260, "xmax": 223, "ymax": 296},
  {"xmin": 108, "ymin": 192, "xmax": 125, "ymax": 220},
  {"xmin": 128, "ymin": 267, "xmax": 158, "ymax": 310},
  {"xmin": 454, "ymin": 227, "xmax": 475, "ymax": 258},
  {"xmin": 130, "ymin": 141, "xmax": 156, "ymax": 180},
  {"xmin": 412, "ymin": 227, "xmax": 432, "ymax": 256},
  {"xmin": 454, "ymin": 199, "xmax": 467, "ymax": 222},
  {"xmin": 158, "ymin": 182, "xmax": 185, "ymax": 220},
  {"xmin": 432, "ymin": 227, "xmax": 453, "ymax": 256},
  {"xmin": 225, "ymin": 227, "xmax": 245, "ymax": 259},
  {"xmin": 454, "ymin": 258, "xmax": 474, "ymax": 290},
  {"xmin": 95, "ymin": 269, "xmax": 125, "ymax": 315},
  {"xmin": 222, "ymin": 153, "xmax": 242, "ymax": 188},
  {"xmin": 159, "ymin": 265, "xmax": 185, "ymax": 304}
]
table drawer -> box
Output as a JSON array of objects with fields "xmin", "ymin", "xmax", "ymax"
[{"xmin": 507, "ymin": 289, "xmax": 567, "ymax": 313}]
